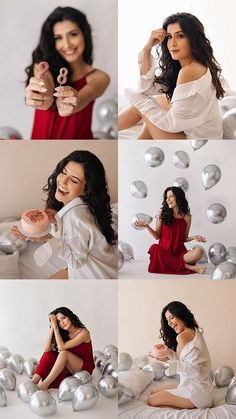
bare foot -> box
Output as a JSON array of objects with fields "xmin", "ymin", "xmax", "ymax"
[
  {"xmin": 38, "ymin": 380, "xmax": 49, "ymax": 391},
  {"xmin": 194, "ymin": 265, "xmax": 206, "ymax": 274}
]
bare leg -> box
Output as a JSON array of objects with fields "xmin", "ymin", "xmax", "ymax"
[
  {"xmin": 38, "ymin": 350, "xmax": 83, "ymax": 390},
  {"xmin": 184, "ymin": 248, "xmax": 206, "ymax": 274},
  {"xmin": 137, "ymin": 123, "xmax": 152, "ymax": 139},
  {"xmin": 142, "ymin": 114, "xmax": 186, "ymax": 139},
  {"xmin": 118, "ymin": 106, "xmax": 142, "ymax": 131},
  {"xmin": 151, "ymin": 383, "xmax": 177, "ymax": 395},
  {"xmin": 50, "ymin": 268, "xmax": 68, "ymax": 279},
  {"xmin": 31, "ymin": 373, "xmax": 41, "ymax": 384},
  {"xmin": 147, "ymin": 390, "xmax": 196, "ymax": 409}
]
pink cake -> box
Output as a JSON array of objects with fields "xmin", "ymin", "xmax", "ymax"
[
  {"xmin": 21, "ymin": 209, "xmax": 49, "ymax": 235},
  {"xmin": 152, "ymin": 344, "xmax": 169, "ymax": 359}
]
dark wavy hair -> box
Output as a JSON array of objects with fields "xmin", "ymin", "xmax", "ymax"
[
  {"xmin": 160, "ymin": 186, "xmax": 190, "ymax": 225},
  {"xmin": 154, "ymin": 12, "xmax": 224, "ymax": 100},
  {"xmin": 25, "ymin": 7, "xmax": 93, "ymax": 86},
  {"xmin": 50, "ymin": 307, "xmax": 85, "ymax": 351},
  {"xmin": 160, "ymin": 301, "xmax": 200, "ymax": 351},
  {"xmin": 43, "ymin": 150, "xmax": 117, "ymax": 245}
]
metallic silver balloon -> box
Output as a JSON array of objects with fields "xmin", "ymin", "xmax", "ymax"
[
  {"xmin": 93, "ymin": 350, "xmax": 106, "ymax": 362},
  {"xmin": 118, "ymin": 250, "xmax": 125, "ymax": 271},
  {"xmin": 118, "ymin": 384, "xmax": 134, "ymax": 406},
  {"xmin": 29, "ymin": 391, "xmax": 57, "ymax": 416},
  {"xmin": 0, "ymin": 369, "xmax": 16, "ymax": 390},
  {"xmin": 172, "ymin": 151, "xmax": 190, "ymax": 169},
  {"xmin": 0, "ymin": 229, "xmax": 28, "ymax": 254},
  {"xmin": 212, "ymin": 262, "xmax": 236, "ymax": 279},
  {"xmin": 208, "ymin": 243, "xmax": 227, "ymax": 266},
  {"xmin": 191, "ymin": 245, "xmax": 208, "ymax": 264},
  {"xmin": 95, "ymin": 354, "xmax": 108, "ymax": 372},
  {"xmin": 58, "ymin": 376, "xmax": 79, "ymax": 401},
  {"xmin": 103, "ymin": 345, "xmax": 118, "ymax": 359},
  {"xmin": 7, "ymin": 353, "xmax": 24, "ymax": 374},
  {"xmin": 23, "ymin": 358, "xmax": 38, "ymax": 378},
  {"xmin": 173, "ymin": 177, "xmax": 189, "ymax": 192},
  {"xmin": 214, "ymin": 366, "xmax": 234, "ymax": 387},
  {"xmin": 130, "ymin": 181, "xmax": 148, "ymax": 199},
  {"xmin": 0, "ymin": 126, "xmax": 23, "ymax": 140},
  {"xmin": 142, "ymin": 362, "xmax": 165, "ymax": 381},
  {"xmin": 222, "ymin": 108, "xmax": 236, "ymax": 139},
  {"xmin": 226, "ymin": 381, "xmax": 236, "ymax": 405},
  {"xmin": 220, "ymin": 96, "xmax": 236, "ymax": 115},
  {"xmin": 98, "ymin": 376, "xmax": 118, "ymax": 398},
  {"xmin": 72, "ymin": 384, "xmax": 99, "ymax": 411},
  {"xmin": 102, "ymin": 359, "xmax": 118, "ymax": 376},
  {"xmin": 73, "ymin": 371, "xmax": 92, "ymax": 386},
  {"xmin": 226, "ymin": 247, "xmax": 236, "ymax": 264},
  {"xmin": 202, "ymin": 164, "xmax": 221, "ymax": 190},
  {"xmin": 190, "ymin": 140, "xmax": 208, "ymax": 150},
  {"xmin": 98, "ymin": 120, "xmax": 117, "ymax": 139},
  {"xmin": 131, "ymin": 213, "xmax": 153, "ymax": 230},
  {"xmin": 0, "ymin": 386, "xmax": 7, "ymax": 406},
  {"xmin": 0, "ymin": 360, "xmax": 7, "ymax": 370},
  {"xmin": 96, "ymin": 100, "xmax": 117, "ymax": 122},
  {"xmin": 144, "ymin": 147, "xmax": 165, "ymax": 167},
  {"xmin": 118, "ymin": 353, "xmax": 133, "ymax": 371},
  {"xmin": 110, "ymin": 369, "xmax": 118, "ymax": 380},
  {"xmin": 0, "ymin": 348, "xmax": 11, "ymax": 361},
  {"xmin": 118, "ymin": 242, "xmax": 134, "ymax": 262},
  {"xmin": 17, "ymin": 381, "xmax": 39, "ymax": 403},
  {"xmin": 133, "ymin": 355, "xmax": 150, "ymax": 369},
  {"xmin": 207, "ymin": 203, "xmax": 227, "ymax": 224}
]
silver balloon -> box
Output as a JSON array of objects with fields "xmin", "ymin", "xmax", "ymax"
[
  {"xmin": 220, "ymin": 96, "xmax": 236, "ymax": 115},
  {"xmin": 95, "ymin": 354, "xmax": 108, "ymax": 372},
  {"xmin": 0, "ymin": 347, "xmax": 11, "ymax": 361},
  {"xmin": 0, "ymin": 386, "xmax": 7, "ymax": 406},
  {"xmin": 0, "ymin": 229, "xmax": 28, "ymax": 254},
  {"xmin": 133, "ymin": 355, "xmax": 150, "ymax": 369},
  {"xmin": 0, "ymin": 360, "xmax": 7, "ymax": 370},
  {"xmin": 17, "ymin": 381, "xmax": 39, "ymax": 403},
  {"xmin": 7, "ymin": 353, "xmax": 24, "ymax": 374},
  {"xmin": 226, "ymin": 381, "xmax": 236, "ymax": 405},
  {"xmin": 23, "ymin": 358, "xmax": 38, "ymax": 378},
  {"xmin": 226, "ymin": 247, "xmax": 236, "ymax": 264},
  {"xmin": 118, "ymin": 250, "xmax": 125, "ymax": 271},
  {"xmin": 172, "ymin": 151, "xmax": 190, "ymax": 169},
  {"xmin": 98, "ymin": 120, "xmax": 117, "ymax": 139},
  {"xmin": 191, "ymin": 245, "xmax": 208, "ymax": 264},
  {"xmin": 102, "ymin": 359, "xmax": 118, "ymax": 376},
  {"xmin": 118, "ymin": 384, "xmax": 133, "ymax": 406},
  {"xmin": 73, "ymin": 371, "xmax": 92, "ymax": 386},
  {"xmin": 190, "ymin": 140, "xmax": 208, "ymax": 150},
  {"xmin": 98, "ymin": 376, "xmax": 118, "ymax": 398},
  {"xmin": 207, "ymin": 203, "xmax": 227, "ymax": 224},
  {"xmin": 93, "ymin": 350, "xmax": 106, "ymax": 362},
  {"xmin": 96, "ymin": 100, "xmax": 117, "ymax": 122},
  {"xmin": 0, "ymin": 368, "xmax": 16, "ymax": 390},
  {"xmin": 214, "ymin": 366, "xmax": 234, "ymax": 387},
  {"xmin": 212, "ymin": 262, "xmax": 236, "ymax": 279},
  {"xmin": 142, "ymin": 362, "xmax": 165, "ymax": 381},
  {"xmin": 173, "ymin": 177, "xmax": 189, "ymax": 192},
  {"xmin": 103, "ymin": 345, "xmax": 118, "ymax": 359},
  {"xmin": 0, "ymin": 126, "xmax": 23, "ymax": 140},
  {"xmin": 29, "ymin": 391, "xmax": 57, "ymax": 416},
  {"xmin": 130, "ymin": 181, "xmax": 148, "ymax": 199},
  {"xmin": 208, "ymin": 243, "xmax": 227, "ymax": 266},
  {"xmin": 58, "ymin": 376, "xmax": 79, "ymax": 401},
  {"xmin": 118, "ymin": 353, "xmax": 133, "ymax": 372},
  {"xmin": 222, "ymin": 108, "xmax": 236, "ymax": 139},
  {"xmin": 144, "ymin": 147, "xmax": 165, "ymax": 167},
  {"xmin": 110, "ymin": 369, "xmax": 118, "ymax": 380},
  {"xmin": 72, "ymin": 384, "xmax": 99, "ymax": 411},
  {"xmin": 202, "ymin": 164, "xmax": 221, "ymax": 190},
  {"xmin": 131, "ymin": 213, "xmax": 153, "ymax": 230},
  {"xmin": 118, "ymin": 242, "xmax": 134, "ymax": 262}
]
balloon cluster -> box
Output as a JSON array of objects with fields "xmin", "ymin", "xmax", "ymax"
[
  {"xmin": 213, "ymin": 365, "xmax": 236, "ymax": 405},
  {"xmin": 208, "ymin": 243, "xmax": 236, "ymax": 279},
  {"xmin": 93, "ymin": 98, "xmax": 117, "ymax": 139}
]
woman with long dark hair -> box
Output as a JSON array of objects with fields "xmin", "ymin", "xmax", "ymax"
[
  {"xmin": 31, "ymin": 307, "xmax": 95, "ymax": 390},
  {"xmin": 25, "ymin": 6, "xmax": 110, "ymax": 139},
  {"xmin": 148, "ymin": 301, "xmax": 213, "ymax": 409},
  {"xmin": 118, "ymin": 12, "xmax": 224, "ymax": 139},
  {"xmin": 135, "ymin": 187, "xmax": 206, "ymax": 274},
  {"xmin": 11, "ymin": 150, "xmax": 117, "ymax": 279}
]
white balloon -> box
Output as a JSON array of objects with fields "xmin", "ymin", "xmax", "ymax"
[{"xmin": 118, "ymin": 242, "xmax": 134, "ymax": 262}]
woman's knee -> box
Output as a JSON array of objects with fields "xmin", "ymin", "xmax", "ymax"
[{"xmin": 194, "ymin": 247, "xmax": 204, "ymax": 260}]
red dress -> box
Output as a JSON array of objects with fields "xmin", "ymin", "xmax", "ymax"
[
  {"xmin": 148, "ymin": 218, "xmax": 193, "ymax": 274},
  {"xmin": 31, "ymin": 71, "xmax": 96, "ymax": 140},
  {"xmin": 34, "ymin": 341, "xmax": 95, "ymax": 388}
]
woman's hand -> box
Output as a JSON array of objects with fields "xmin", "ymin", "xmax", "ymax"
[
  {"xmin": 48, "ymin": 314, "xmax": 58, "ymax": 328},
  {"xmin": 10, "ymin": 226, "xmax": 52, "ymax": 243},
  {"xmin": 143, "ymin": 29, "xmax": 166, "ymax": 52},
  {"xmin": 26, "ymin": 67, "xmax": 55, "ymax": 110},
  {"xmin": 45, "ymin": 209, "xmax": 57, "ymax": 226},
  {"xmin": 194, "ymin": 235, "xmax": 207, "ymax": 243},
  {"xmin": 54, "ymin": 86, "xmax": 79, "ymax": 117},
  {"xmin": 134, "ymin": 220, "xmax": 148, "ymax": 228}
]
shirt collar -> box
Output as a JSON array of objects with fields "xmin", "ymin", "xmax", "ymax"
[{"xmin": 56, "ymin": 197, "xmax": 86, "ymax": 219}]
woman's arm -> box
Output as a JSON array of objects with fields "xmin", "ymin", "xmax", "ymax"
[
  {"xmin": 184, "ymin": 214, "xmax": 206, "ymax": 243},
  {"xmin": 135, "ymin": 210, "xmax": 162, "ymax": 240},
  {"xmin": 140, "ymin": 29, "xmax": 166, "ymax": 75},
  {"xmin": 25, "ymin": 64, "xmax": 55, "ymax": 111}
]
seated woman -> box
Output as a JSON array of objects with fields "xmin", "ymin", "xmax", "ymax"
[
  {"xmin": 32, "ymin": 307, "xmax": 95, "ymax": 390},
  {"xmin": 118, "ymin": 12, "xmax": 224, "ymax": 139},
  {"xmin": 148, "ymin": 301, "xmax": 213, "ymax": 409}
]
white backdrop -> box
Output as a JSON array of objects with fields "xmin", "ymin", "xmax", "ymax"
[
  {"xmin": 119, "ymin": 0, "xmax": 236, "ymax": 95},
  {"xmin": 0, "ymin": 0, "xmax": 117, "ymax": 138},
  {"xmin": 119, "ymin": 140, "xmax": 236, "ymax": 259}
]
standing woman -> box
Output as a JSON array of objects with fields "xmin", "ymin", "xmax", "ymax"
[
  {"xmin": 135, "ymin": 187, "xmax": 206, "ymax": 274},
  {"xmin": 148, "ymin": 301, "xmax": 213, "ymax": 409},
  {"xmin": 118, "ymin": 12, "xmax": 224, "ymax": 139},
  {"xmin": 25, "ymin": 7, "xmax": 110, "ymax": 139},
  {"xmin": 32, "ymin": 307, "xmax": 95, "ymax": 390}
]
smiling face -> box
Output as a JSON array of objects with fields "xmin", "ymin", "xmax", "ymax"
[
  {"xmin": 166, "ymin": 22, "xmax": 192, "ymax": 63},
  {"xmin": 55, "ymin": 161, "xmax": 85, "ymax": 206},
  {"xmin": 56, "ymin": 313, "xmax": 72, "ymax": 330},
  {"xmin": 166, "ymin": 190, "xmax": 177, "ymax": 209},
  {"xmin": 53, "ymin": 19, "xmax": 85, "ymax": 64},
  {"xmin": 165, "ymin": 310, "xmax": 186, "ymax": 334}
]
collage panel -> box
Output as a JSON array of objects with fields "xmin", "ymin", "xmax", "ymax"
[{"xmin": 0, "ymin": 279, "xmax": 117, "ymax": 418}]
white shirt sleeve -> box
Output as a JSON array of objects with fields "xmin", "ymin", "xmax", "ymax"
[{"xmin": 137, "ymin": 51, "xmax": 163, "ymax": 95}]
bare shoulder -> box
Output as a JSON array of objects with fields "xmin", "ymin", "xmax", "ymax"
[
  {"xmin": 177, "ymin": 329, "xmax": 195, "ymax": 346},
  {"xmin": 80, "ymin": 328, "xmax": 90, "ymax": 342},
  {"xmin": 177, "ymin": 64, "xmax": 207, "ymax": 85},
  {"xmin": 184, "ymin": 213, "xmax": 191, "ymax": 223},
  {"xmin": 86, "ymin": 68, "xmax": 110, "ymax": 86}
]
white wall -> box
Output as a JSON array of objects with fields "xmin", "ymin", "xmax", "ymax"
[
  {"xmin": 119, "ymin": 140, "xmax": 236, "ymax": 258},
  {"xmin": 0, "ymin": 0, "xmax": 117, "ymax": 138},
  {"xmin": 119, "ymin": 0, "xmax": 236, "ymax": 94},
  {"xmin": 0, "ymin": 280, "xmax": 117, "ymax": 359}
]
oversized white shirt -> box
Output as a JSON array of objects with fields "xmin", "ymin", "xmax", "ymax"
[
  {"xmin": 130, "ymin": 52, "xmax": 223, "ymax": 139},
  {"xmin": 34, "ymin": 197, "xmax": 117, "ymax": 279}
]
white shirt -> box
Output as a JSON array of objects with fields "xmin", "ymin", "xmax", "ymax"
[
  {"xmin": 34, "ymin": 197, "xmax": 117, "ymax": 279},
  {"xmin": 130, "ymin": 52, "xmax": 223, "ymax": 139}
]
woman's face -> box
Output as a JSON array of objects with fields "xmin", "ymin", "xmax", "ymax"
[
  {"xmin": 55, "ymin": 161, "xmax": 85, "ymax": 206},
  {"xmin": 165, "ymin": 310, "xmax": 186, "ymax": 334},
  {"xmin": 166, "ymin": 190, "xmax": 177, "ymax": 209},
  {"xmin": 53, "ymin": 20, "xmax": 85, "ymax": 64},
  {"xmin": 56, "ymin": 313, "xmax": 72, "ymax": 330},
  {"xmin": 166, "ymin": 22, "xmax": 192, "ymax": 63}
]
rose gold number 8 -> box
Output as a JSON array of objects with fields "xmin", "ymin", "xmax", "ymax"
[
  {"xmin": 57, "ymin": 68, "xmax": 68, "ymax": 85},
  {"xmin": 39, "ymin": 61, "xmax": 49, "ymax": 79}
]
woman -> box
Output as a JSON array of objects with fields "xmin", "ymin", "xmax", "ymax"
[
  {"xmin": 118, "ymin": 12, "xmax": 224, "ymax": 139},
  {"xmin": 135, "ymin": 187, "xmax": 206, "ymax": 274},
  {"xmin": 32, "ymin": 307, "xmax": 95, "ymax": 390},
  {"xmin": 148, "ymin": 301, "xmax": 213, "ymax": 409},
  {"xmin": 25, "ymin": 6, "xmax": 110, "ymax": 139},
  {"xmin": 11, "ymin": 150, "xmax": 117, "ymax": 279}
]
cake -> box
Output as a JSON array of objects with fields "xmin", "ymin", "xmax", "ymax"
[{"xmin": 21, "ymin": 209, "xmax": 49, "ymax": 235}]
